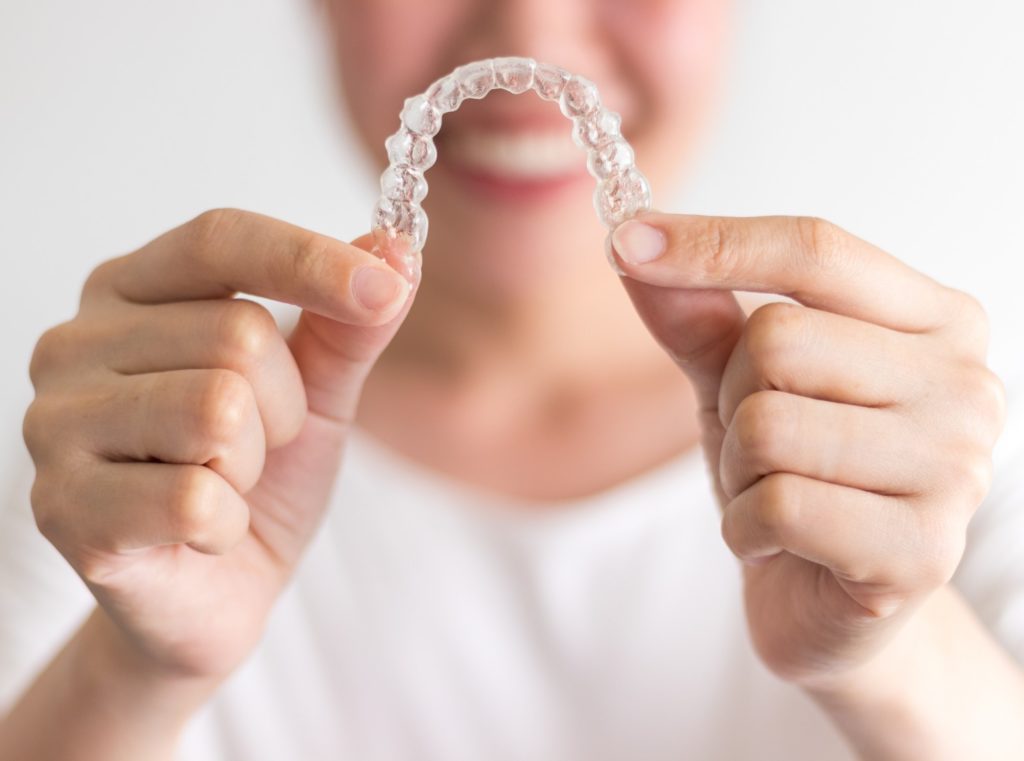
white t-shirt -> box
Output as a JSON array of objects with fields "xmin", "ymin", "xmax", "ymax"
[{"xmin": 3, "ymin": 384, "xmax": 1023, "ymax": 760}]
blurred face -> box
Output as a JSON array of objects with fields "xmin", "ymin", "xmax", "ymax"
[{"xmin": 325, "ymin": 0, "xmax": 730, "ymax": 296}]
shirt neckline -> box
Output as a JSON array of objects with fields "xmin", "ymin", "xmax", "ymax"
[{"xmin": 345, "ymin": 424, "xmax": 710, "ymax": 527}]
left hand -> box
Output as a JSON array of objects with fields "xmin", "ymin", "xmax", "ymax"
[{"xmin": 612, "ymin": 213, "xmax": 1006, "ymax": 686}]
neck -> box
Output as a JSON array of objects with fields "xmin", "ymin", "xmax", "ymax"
[{"xmin": 358, "ymin": 244, "xmax": 704, "ymax": 501}]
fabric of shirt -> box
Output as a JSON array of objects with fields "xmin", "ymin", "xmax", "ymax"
[{"xmin": 2, "ymin": 381, "xmax": 1023, "ymax": 760}]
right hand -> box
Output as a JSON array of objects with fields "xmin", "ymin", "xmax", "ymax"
[{"xmin": 22, "ymin": 209, "xmax": 417, "ymax": 682}]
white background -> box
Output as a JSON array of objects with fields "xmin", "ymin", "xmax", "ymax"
[{"xmin": 1, "ymin": 1, "xmax": 1022, "ymax": 484}]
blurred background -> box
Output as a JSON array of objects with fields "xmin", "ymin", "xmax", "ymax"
[{"xmin": 1, "ymin": 0, "xmax": 1022, "ymax": 488}]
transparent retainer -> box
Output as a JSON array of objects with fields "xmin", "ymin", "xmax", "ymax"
[{"xmin": 371, "ymin": 57, "xmax": 652, "ymax": 279}]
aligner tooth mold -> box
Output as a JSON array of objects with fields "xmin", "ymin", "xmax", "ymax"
[{"xmin": 372, "ymin": 57, "xmax": 652, "ymax": 278}]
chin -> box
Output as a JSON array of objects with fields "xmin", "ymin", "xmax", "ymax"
[{"xmin": 422, "ymin": 195, "xmax": 607, "ymax": 296}]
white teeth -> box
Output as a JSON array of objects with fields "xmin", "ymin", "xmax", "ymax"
[{"xmin": 446, "ymin": 131, "xmax": 581, "ymax": 179}]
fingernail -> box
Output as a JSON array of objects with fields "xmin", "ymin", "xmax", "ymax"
[
  {"xmin": 352, "ymin": 266, "xmax": 406, "ymax": 312},
  {"xmin": 612, "ymin": 220, "xmax": 666, "ymax": 264},
  {"xmin": 370, "ymin": 231, "xmax": 420, "ymax": 286}
]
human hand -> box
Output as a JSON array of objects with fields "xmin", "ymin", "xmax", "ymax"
[
  {"xmin": 612, "ymin": 213, "xmax": 1005, "ymax": 686},
  {"xmin": 22, "ymin": 209, "xmax": 416, "ymax": 683}
]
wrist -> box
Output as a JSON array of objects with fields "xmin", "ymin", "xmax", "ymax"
[
  {"xmin": 803, "ymin": 601, "xmax": 928, "ymax": 705},
  {"xmin": 802, "ymin": 586, "xmax": 1017, "ymax": 761},
  {"xmin": 805, "ymin": 609, "xmax": 941, "ymax": 759},
  {"xmin": 0, "ymin": 608, "xmax": 224, "ymax": 761},
  {"xmin": 72, "ymin": 608, "xmax": 223, "ymax": 738}
]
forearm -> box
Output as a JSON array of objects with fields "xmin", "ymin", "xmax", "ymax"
[
  {"xmin": 0, "ymin": 608, "xmax": 218, "ymax": 761},
  {"xmin": 808, "ymin": 585, "xmax": 1024, "ymax": 760}
]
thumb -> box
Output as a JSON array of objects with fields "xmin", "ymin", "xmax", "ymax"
[
  {"xmin": 288, "ymin": 233, "xmax": 419, "ymax": 424},
  {"xmin": 618, "ymin": 277, "xmax": 745, "ymax": 507},
  {"xmin": 242, "ymin": 234, "xmax": 418, "ymax": 566}
]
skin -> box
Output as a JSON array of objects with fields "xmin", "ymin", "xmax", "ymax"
[{"xmin": 3, "ymin": 1, "xmax": 1024, "ymax": 759}]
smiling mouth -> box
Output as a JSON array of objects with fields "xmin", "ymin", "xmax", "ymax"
[{"xmin": 436, "ymin": 129, "xmax": 592, "ymax": 200}]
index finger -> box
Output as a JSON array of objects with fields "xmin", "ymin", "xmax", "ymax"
[
  {"xmin": 611, "ymin": 213, "xmax": 959, "ymax": 333},
  {"xmin": 87, "ymin": 209, "xmax": 412, "ymax": 325}
]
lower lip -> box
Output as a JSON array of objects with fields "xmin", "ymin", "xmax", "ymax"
[{"xmin": 435, "ymin": 156, "xmax": 592, "ymax": 204}]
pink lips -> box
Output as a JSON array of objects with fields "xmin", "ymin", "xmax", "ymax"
[
  {"xmin": 434, "ymin": 128, "xmax": 591, "ymax": 203},
  {"xmin": 438, "ymin": 160, "xmax": 590, "ymax": 203}
]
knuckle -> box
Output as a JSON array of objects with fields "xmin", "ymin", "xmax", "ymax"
[
  {"xmin": 22, "ymin": 398, "xmax": 54, "ymax": 461},
  {"xmin": 718, "ymin": 507, "xmax": 741, "ymax": 552},
  {"xmin": 918, "ymin": 516, "xmax": 967, "ymax": 588},
  {"xmin": 952, "ymin": 289, "xmax": 988, "ymax": 326},
  {"xmin": 952, "ymin": 453, "xmax": 994, "ymax": 509},
  {"xmin": 215, "ymin": 300, "xmax": 278, "ymax": 372},
  {"xmin": 688, "ymin": 217, "xmax": 741, "ymax": 278},
  {"xmin": 186, "ymin": 208, "xmax": 245, "ymax": 262},
  {"xmin": 744, "ymin": 302, "xmax": 804, "ymax": 374},
  {"xmin": 29, "ymin": 324, "xmax": 71, "ymax": 386},
  {"xmin": 753, "ymin": 473, "xmax": 803, "ymax": 536},
  {"xmin": 797, "ymin": 216, "xmax": 846, "ymax": 269},
  {"xmin": 938, "ymin": 364, "xmax": 1006, "ymax": 451},
  {"xmin": 168, "ymin": 467, "xmax": 222, "ymax": 541},
  {"xmin": 29, "ymin": 475, "xmax": 62, "ymax": 543},
  {"xmin": 290, "ymin": 232, "xmax": 335, "ymax": 288},
  {"xmin": 964, "ymin": 366, "xmax": 1007, "ymax": 434},
  {"xmin": 192, "ymin": 370, "xmax": 254, "ymax": 449},
  {"xmin": 81, "ymin": 258, "xmax": 119, "ymax": 300},
  {"xmin": 945, "ymin": 289, "xmax": 990, "ymax": 349},
  {"xmin": 732, "ymin": 391, "xmax": 791, "ymax": 465}
]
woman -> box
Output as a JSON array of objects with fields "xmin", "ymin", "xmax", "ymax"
[{"xmin": 2, "ymin": 1, "xmax": 1023, "ymax": 759}]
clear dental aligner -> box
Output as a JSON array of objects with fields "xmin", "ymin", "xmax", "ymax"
[{"xmin": 371, "ymin": 57, "xmax": 652, "ymax": 277}]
